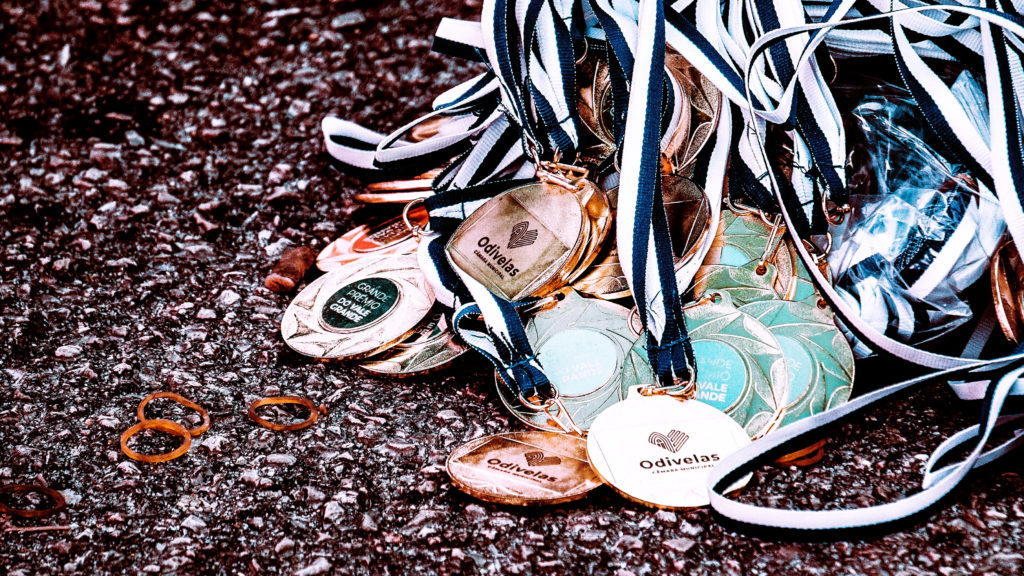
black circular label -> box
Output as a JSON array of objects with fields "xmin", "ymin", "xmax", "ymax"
[{"xmin": 320, "ymin": 277, "xmax": 400, "ymax": 331}]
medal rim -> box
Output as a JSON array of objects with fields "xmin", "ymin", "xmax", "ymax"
[
  {"xmin": 586, "ymin": 393, "xmax": 750, "ymax": 509},
  {"xmin": 446, "ymin": 431, "xmax": 602, "ymax": 506}
]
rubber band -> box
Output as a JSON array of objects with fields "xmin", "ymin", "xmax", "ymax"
[
  {"xmin": 120, "ymin": 419, "xmax": 192, "ymax": 463},
  {"xmin": 248, "ymin": 396, "xmax": 320, "ymax": 431},
  {"xmin": 0, "ymin": 484, "xmax": 67, "ymax": 519},
  {"xmin": 137, "ymin": 392, "xmax": 210, "ymax": 437}
]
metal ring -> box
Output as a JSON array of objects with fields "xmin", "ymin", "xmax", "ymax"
[
  {"xmin": 137, "ymin": 392, "xmax": 210, "ymax": 437},
  {"xmin": 518, "ymin": 388, "xmax": 558, "ymax": 413},
  {"xmin": 120, "ymin": 419, "xmax": 192, "ymax": 463},
  {"xmin": 574, "ymin": 36, "xmax": 589, "ymax": 66},
  {"xmin": 402, "ymin": 199, "xmax": 430, "ymax": 236}
]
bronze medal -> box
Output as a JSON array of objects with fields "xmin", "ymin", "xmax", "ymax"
[
  {"xmin": 360, "ymin": 306, "xmax": 468, "ymax": 376},
  {"xmin": 447, "ymin": 431, "xmax": 602, "ymax": 505},
  {"xmin": 992, "ymin": 239, "xmax": 1024, "ymax": 344},
  {"xmin": 317, "ymin": 206, "xmax": 429, "ymax": 271}
]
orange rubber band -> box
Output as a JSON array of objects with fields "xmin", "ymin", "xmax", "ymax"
[
  {"xmin": 248, "ymin": 396, "xmax": 319, "ymax": 431},
  {"xmin": 0, "ymin": 484, "xmax": 67, "ymax": 519},
  {"xmin": 775, "ymin": 439, "xmax": 828, "ymax": 467},
  {"xmin": 120, "ymin": 419, "xmax": 192, "ymax": 463},
  {"xmin": 137, "ymin": 392, "xmax": 210, "ymax": 437}
]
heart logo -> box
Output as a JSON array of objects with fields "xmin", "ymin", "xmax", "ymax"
[
  {"xmin": 648, "ymin": 430, "xmax": 689, "ymax": 453},
  {"xmin": 524, "ymin": 451, "xmax": 562, "ymax": 466},
  {"xmin": 507, "ymin": 221, "xmax": 539, "ymax": 249}
]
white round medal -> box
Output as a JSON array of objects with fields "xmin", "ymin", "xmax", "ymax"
[{"xmin": 587, "ymin": 390, "xmax": 751, "ymax": 509}]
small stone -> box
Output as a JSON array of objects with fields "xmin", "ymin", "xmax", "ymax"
[
  {"xmin": 383, "ymin": 441, "xmax": 418, "ymax": 456},
  {"xmin": 275, "ymin": 537, "xmax": 295, "ymax": 554},
  {"xmin": 331, "ymin": 11, "xmax": 366, "ymax": 29},
  {"xmin": 126, "ymin": 130, "xmax": 145, "ymax": 147},
  {"xmin": 118, "ymin": 461, "xmax": 141, "ymax": 475},
  {"xmin": 323, "ymin": 501, "xmax": 344, "ymax": 523},
  {"xmin": 83, "ymin": 167, "xmax": 107, "ymax": 181},
  {"xmin": 112, "ymin": 363, "xmax": 131, "ymax": 374},
  {"xmin": 201, "ymin": 436, "xmax": 229, "ymax": 454},
  {"xmin": 61, "ymin": 490, "xmax": 83, "ymax": 506},
  {"xmin": 361, "ymin": 513, "xmax": 379, "ymax": 532},
  {"xmin": 267, "ymin": 454, "xmax": 296, "ymax": 466},
  {"xmin": 663, "ymin": 537, "xmax": 696, "ymax": 554},
  {"xmin": 241, "ymin": 469, "xmax": 261, "ymax": 486},
  {"xmin": 157, "ymin": 191, "xmax": 180, "ymax": 204},
  {"xmin": 579, "ymin": 529, "xmax": 607, "ymax": 546},
  {"xmin": 56, "ymin": 345, "xmax": 83, "ymax": 359},
  {"xmin": 654, "ymin": 510, "xmax": 677, "ymax": 524},
  {"xmin": 294, "ymin": 558, "xmax": 331, "ymax": 576},
  {"xmin": 287, "ymin": 99, "xmax": 311, "ymax": 118},
  {"xmin": 196, "ymin": 308, "xmax": 217, "ymax": 319},
  {"xmin": 615, "ymin": 535, "xmax": 643, "ymax": 550},
  {"xmin": 435, "ymin": 410, "xmax": 459, "ymax": 422},
  {"xmin": 181, "ymin": 515, "xmax": 207, "ymax": 531},
  {"xmin": 216, "ymin": 290, "xmax": 241, "ymax": 307},
  {"xmin": 193, "ymin": 212, "xmax": 218, "ymax": 233}
]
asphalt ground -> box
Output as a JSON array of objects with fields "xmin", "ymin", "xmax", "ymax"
[{"xmin": 2, "ymin": 1, "xmax": 1023, "ymax": 574}]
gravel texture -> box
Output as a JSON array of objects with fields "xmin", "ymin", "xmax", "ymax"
[{"xmin": 2, "ymin": 1, "xmax": 1024, "ymax": 575}]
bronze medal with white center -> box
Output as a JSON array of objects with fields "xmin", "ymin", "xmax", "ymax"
[
  {"xmin": 282, "ymin": 255, "xmax": 434, "ymax": 360},
  {"xmin": 446, "ymin": 430, "xmax": 602, "ymax": 505},
  {"xmin": 446, "ymin": 172, "xmax": 610, "ymax": 301},
  {"xmin": 495, "ymin": 291, "xmax": 635, "ymax": 431},
  {"xmin": 317, "ymin": 206, "xmax": 429, "ymax": 271},
  {"xmin": 360, "ymin": 306, "xmax": 468, "ymax": 377},
  {"xmin": 587, "ymin": 390, "xmax": 750, "ymax": 509}
]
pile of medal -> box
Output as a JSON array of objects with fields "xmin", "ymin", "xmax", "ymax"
[{"xmin": 277, "ymin": 38, "xmax": 861, "ymax": 508}]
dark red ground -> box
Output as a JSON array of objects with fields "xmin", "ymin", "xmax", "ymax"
[{"xmin": 2, "ymin": 1, "xmax": 1023, "ymax": 574}]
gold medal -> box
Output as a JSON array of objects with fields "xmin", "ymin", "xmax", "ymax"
[
  {"xmin": 587, "ymin": 389, "xmax": 750, "ymax": 509},
  {"xmin": 282, "ymin": 255, "xmax": 434, "ymax": 360},
  {"xmin": 495, "ymin": 291, "xmax": 635, "ymax": 431},
  {"xmin": 992, "ymin": 238, "xmax": 1024, "ymax": 344},
  {"xmin": 317, "ymin": 206, "xmax": 429, "ymax": 271},
  {"xmin": 446, "ymin": 166, "xmax": 610, "ymax": 301},
  {"xmin": 446, "ymin": 430, "xmax": 602, "ymax": 505},
  {"xmin": 360, "ymin": 306, "xmax": 468, "ymax": 376}
]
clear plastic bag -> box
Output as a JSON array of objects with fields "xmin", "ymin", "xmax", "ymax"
[{"xmin": 829, "ymin": 73, "xmax": 1005, "ymax": 351}]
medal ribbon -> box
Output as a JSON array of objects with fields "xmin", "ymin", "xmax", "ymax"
[{"xmin": 708, "ymin": 1, "xmax": 1024, "ymax": 535}]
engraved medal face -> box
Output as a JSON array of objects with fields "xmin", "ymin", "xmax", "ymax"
[
  {"xmin": 446, "ymin": 182, "xmax": 593, "ymax": 301},
  {"xmin": 992, "ymin": 239, "xmax": 1024, "ymax": 344},
  {"xmin": 665, "ymin": 51, "xmax": 722, "ymax": 171},
  {"xmin": 587, "ymin": 392, "xmax": 750, "ymax": 509},
  {"xmin": 282, "ymin": 256, "xmax": 434, "ymax": 360},
  {"xmin": 737, "ymin": 300, "xmax": 854, "ymax": 429},
  {"xmin": 447, "ymin": 431, "xmax": 602, "ymax": 505},
  {"xmin": 360, "ymin": 306, "xmax": 468, "ymax": 377},
  {"xmin": 664, "ymin": 174, "xmax": 711, "ymax": 266},
  {"xmin": 692, "ymin": 264, "xmax": 778, "ymax": 307},
  {"xmin": 496, "ymin": 291, "xmax": 635, "ymax": 431},
  {"xmin": 622, "ymin": 298, "xmax": 789, "ymax": 438},
  {"xmin": 317, "ymin": 206, "xmax": 428, "ymax": 271}
]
